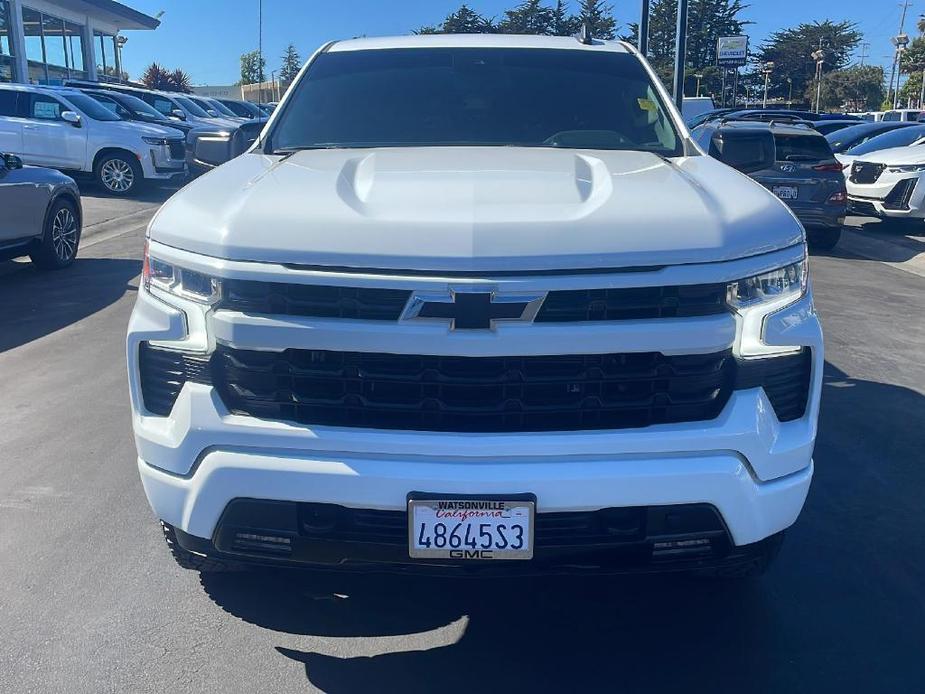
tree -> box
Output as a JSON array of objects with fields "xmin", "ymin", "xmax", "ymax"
[
  {"xmin": 625, "ymin": 0, "xmax": 749, "ymax": 97},
  {"xmin": 240, "ymin": 49, "xmax": 266, "ymax": 85},
  {"xmin": 497, "ymin": 0, "xmax": 555, "ymax": 35},
  {"xmin": 168, "ymin": 68, "xmax": 192, "ymax": 93},
  {"xmin": 753, "ymin": 21, "xmax": 862, "ymax": 102},
  {"xmin": 810, "ymin": 65, "xmax": 884, "ymax": 111},
  {"xmin": 551, "ymin": 0, "xmax": 580, "ymax": 36},
  {"xmin": 417, "ymin": 4, "xmax": 494, "ymax": 34},
  {"xmin": 280, "ymin": 43, "xmax": 302, "ymax": 82},
  {"xmin": 575, "ymin": 0, "xmax": 616, "ymax": 40},
  {"xmin": 140, "ymin": 62, "xmax": 189, "ymax": 92}
]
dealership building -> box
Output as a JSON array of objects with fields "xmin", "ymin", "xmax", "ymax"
[{"xmin": 0, "ymin": 0, "xmax": 158, "ymax": 84}]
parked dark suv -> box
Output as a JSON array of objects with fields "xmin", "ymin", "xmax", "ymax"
[{"xmin": 693, "ymin": 120, "xmax": 847, "ymax": 250}]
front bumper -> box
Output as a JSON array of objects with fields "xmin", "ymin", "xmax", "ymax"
[
  {"xmin": 128, "ymin": 242, "xmax": 822, "ymax": 567},
  {"xmin": 139, "ymin": 144, "xmax": 188, "ymax": 180},
  {"xmin": 847, "ymin": 171, "xmax": 925, "ymax": 218}
]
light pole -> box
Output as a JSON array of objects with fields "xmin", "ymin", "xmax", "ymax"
[
  {"xmin": 672, "ymin": 0, "xmax": 689, "ymax": 109},
  {"xmin": 811, "ymin": 48, "xmax": 825, "ymax": 112},
  {"xmin": 786, "ymin": 77, "xmax": 793, "ymax": 107},
  {"xmin": 892, "ymin": 33, "xmax": 910, "ymax": 109},
  {"xmin": 694, "ymin": 73, "xmax": 703, "ymax": 96},
  {"xmin": 761, "ymin": 61, "xmax": 774, "ymax": 108}
]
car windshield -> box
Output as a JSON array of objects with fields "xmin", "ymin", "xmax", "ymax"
[
  {"xmin": 207, "ymin": 99, "xmax": 239, "ymax": 117},
  {"xmin": 118, "ymin": 93, "xmax": 166, "ymax": 119},
  {"xmin": 175, "ymin": 96, "xmax": 211, "ymax": 118},
  {"xmin": 846, "ymin": 125, "xmax": 925, "ymax": 155},
  {"xmin": 62, "ymin": 92, "xmax": 122, "ymax": 121},
  {"xmin": 271, "ymin": 48, "xmax": 681, "ymax": 155}
]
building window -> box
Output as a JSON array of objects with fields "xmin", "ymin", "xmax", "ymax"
[
  {"xmin": 94, "ymin": 31, "xmax": 118, "ymax": 81},
  {"xmin": 0, "ymin": 1, "xmax": 14, "ymax": 82},
  {"xmin": 21, "ymin": 6, "xmax": 87, "ymax": 84}
]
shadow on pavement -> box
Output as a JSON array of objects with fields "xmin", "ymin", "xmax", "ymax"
[
  {"xmin": 74, "ymin": 178, "xmax": 186, "ymax": 205},
  {"xmin": 831, "ymin": 217, "xmax": 925, "ymax": 264},
  {"xmin": 0, "ymin": 257, "xmax": 140, "ymax": 353},
  {"xmin": 197, "ymin": 362, "xmax": 925, "ymax": 693}
]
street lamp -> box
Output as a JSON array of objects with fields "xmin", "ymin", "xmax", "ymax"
[
  {"xmin": 891, "ymin": 32, "xmax": 910, "ymax": 109},
  {"xmin": 761, "ymin": 61, "xmax": 775, "ymax": 109},
  {"xmin": 811, "ymin": 48, "xmax": 825, "ymax": 113},
  {"xmin": 694, "ymin": 73, "xmax": 703, "ymax": 97},
  {"xmin": 786, "ymin": 77, "xmax": 793, "ymax": 107}
]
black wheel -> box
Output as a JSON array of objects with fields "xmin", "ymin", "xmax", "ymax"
[
  {"xmin": 807, "ymin": 227, "xmax": 842, "ymax": 251},
  {"xmin": 692, "ymin": 532, "xmax": 785, "ymax": 579},
  {"xmin": 95, "ymin": 151, "xmax": 143, "ymax": 196},
  {"xmin": 29, "ymin": 198, "xmax": 81, "ymax": 270},
  {"xmin": 160, "ymin": 521, "xmax": 243, "ymax": 573}
]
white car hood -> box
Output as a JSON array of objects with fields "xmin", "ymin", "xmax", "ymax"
[
  {"xmin": 150, "ymin": 147, "xmax": 803, "ymax": 272},
  {"xmin": 110, "ymin": 120, "xmax": 183, "ymax": 139},
  {"xmin": 849, "ymin": 145, "xmax": 925, "ymax": 165}
]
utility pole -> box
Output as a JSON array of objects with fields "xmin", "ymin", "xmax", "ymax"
[
  {"xmin": 889, "ymin": 1, "xmax": 912, "ymax": 110},
  {"xmin": 859, "ymin": 42, "xmax": 870, "ymax": 66},
  {"xmin": 258, "ymin": 0, "xmax": 263, "ymax": 103},
  {"xmin": 673, "ymin": 0, "xmax": 689, "ymax": 109},
  {"xmin": 639, "ymin": 0, "xmax": 650, "ymax": 57}
]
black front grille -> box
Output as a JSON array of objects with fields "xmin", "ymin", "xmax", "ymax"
[
  {"xmin": 139, "ymin": 344, "xmax": 812, "ymax": 429},
  {"xmin": 536, "ymin": 283, "xmax": 727, "ymax": 322},
  {"xmin": 168, "ymin": 140, "xmax": 185, "ymax": 159},
  {"xmin": 850, "ymin": 161, "xmax": 886, "ymax": 184},
  {"xmin": 210, "ymin": 345, "xmax": 735, "ymax": 432},
  {"xmin": 220, "ymin": 280, "xmax": 412, "ymax": 320},
  {"xmin": 138, "ymin": 343, "xmax": 211, "ymax": 415},
  {"xmin": 883, "ymin": 178, "xmax": 918, "ymax": 210}
]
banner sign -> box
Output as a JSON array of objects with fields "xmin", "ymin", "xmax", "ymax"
[{"xmin": 717, "ymin": 36, "xmax": 749, "ymax": 67}]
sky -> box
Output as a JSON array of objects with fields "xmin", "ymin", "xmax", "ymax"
[{"xmin": 118, "ymin": 0, "xmax": 912, "ymax": 86}]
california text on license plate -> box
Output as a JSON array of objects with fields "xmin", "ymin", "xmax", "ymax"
[
  {"xmin": 408, "ymin": 497, "xmax": 535, "ymax": 560},
  {"xmin": 773, "ymin": 186, "xmax": 798, "ymax": 200}
]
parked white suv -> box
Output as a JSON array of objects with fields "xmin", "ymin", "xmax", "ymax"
[
  {"xmin": 128, "ymin": 35, "xmax": 822, "ymax": 577},
  {"xmin": 846, "ymin": 145, "xmax": 925, "ymax": 220},
  {"xmin": 0, "ymin": 84, "xmax": 186, "ymax": 195}
]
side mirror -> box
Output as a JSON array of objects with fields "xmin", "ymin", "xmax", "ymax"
[
  {"xmin": 709, "ymin": 129, "xmax": 776, "ymax": 174},
  {"xmin": 2, "ymin": 153, "xmax": 23, "ymax": 170},
  {"xmin": 170, "ymin": 109, "xmax": 187, "ymax": 121},
  {"xmin": 61, "ymin": 110, "xmax": 81, "ymax": 127}
]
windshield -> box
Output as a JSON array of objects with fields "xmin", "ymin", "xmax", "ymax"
[
  {"xmin": 271, "ymin": 48, "xmax": 681, "ymax": 155},
  {"xmin": 118, "ymin": 93, "xmax": 166, "ymax": 119},
  {"xmin": 175, "ymin": 96, "xmax": 211, "ymax": 118},
  {"xmin": 846, "ymin": 125, "xmax": 925, "ymax": 155},
  {"xmin": 206, "ymin": 98, "xmax": 239, "ymax": 117},
  {"xmin": 62, "ymin": 92, "xmax": 122, "ymax": 121}
]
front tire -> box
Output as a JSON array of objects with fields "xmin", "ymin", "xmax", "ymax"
[
  {"xmin": 95, "ymin": 152, "xmax": 143, "ymax": 196},
  {"xmin": 807, "ymin": 226, "xmax": 841, "ymax": 251},
  {"xmin": 29, "ymin": 198, "xmax": 81, "ymax": 270}
]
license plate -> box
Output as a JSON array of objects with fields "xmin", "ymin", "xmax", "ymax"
[
  {"xmin": 773, "ymin": 186, "xmax": 798, "ymax": 200},
  {"xmin": 408, "ymin": 497, "xmax": 534, "ymax": 560}
]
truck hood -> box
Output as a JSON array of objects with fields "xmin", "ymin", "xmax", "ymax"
[{"xmin": 150, "ymin": 147, "xmax": 803, "ymax": 272}]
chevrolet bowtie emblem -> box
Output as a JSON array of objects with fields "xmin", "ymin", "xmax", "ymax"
[{"xmin": 402, "ymin": 290, "xmax": 546, "ymax": 330}]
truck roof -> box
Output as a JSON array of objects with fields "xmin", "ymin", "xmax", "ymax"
[{"xmin": 328, "ymin": 34, "xmax": 632, "ymax": 54}]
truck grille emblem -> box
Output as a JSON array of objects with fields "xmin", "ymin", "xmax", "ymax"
[{"xmin": 402, "ymin": 290, "xmax": 546, "ymax": 330}]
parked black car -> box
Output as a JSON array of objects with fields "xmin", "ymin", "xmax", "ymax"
[
  {"xmin": 0, "ymin": 153, "xmax": 82, "ymax": 269},
  {"xmin": 692, "ymin": 120, "xmax": 847, "ymax": 250},
  {"xmin": 216, "ymin": 98, "xmax": 266, "ymax": 120},
  {"xmin": 825, "ymin": 121, "xmax": 918, "ymax": 153}
]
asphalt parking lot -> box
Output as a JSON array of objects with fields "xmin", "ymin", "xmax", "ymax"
[{"xmin": 0, "ymin": 189, "xmax": 924, "ymax": 693}]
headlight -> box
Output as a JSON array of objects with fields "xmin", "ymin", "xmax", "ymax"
[
  {"xmin": 142, "ymin": 136, "xmax": 171, "ymax": 146},
  {"xmin": 142, "ymin": 243, "xmax": 221, "ymax": 304},
  {"xmin": 886, "ymin": 163, "xmax": 925, "ymax": 173},
  {"xmin": 727, "ymin": 260, "xmax": 807, "ymax": 357}
]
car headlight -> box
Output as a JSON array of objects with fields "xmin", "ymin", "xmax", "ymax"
[
  {"xmin": 142, "ymin": 243, "xmax": 221, "ymax": 304},
  {"xmin": 727, "ymin": 260, "xmax": 807, "ymax": 357},
  {"xmin": 142, "ymin": 136, "xmax": 171, "ymax": 146},
  {"xmin": 887, "ymin": 163, "xmax": 925, "ymax": 173}
]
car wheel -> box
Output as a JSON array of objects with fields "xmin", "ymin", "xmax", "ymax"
[
  {"xmin": 807, "ymin": 227, "xmax": 842, "ymax": 251},
  {"xmin": 29, "ymin": 198, "xmax": 81, "ymax": 270},
  {"xmin": 95, "ymin": 152, "xmax": 143, "ymax": 196}
]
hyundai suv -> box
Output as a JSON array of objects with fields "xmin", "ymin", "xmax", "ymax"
[{"xmin": 128, "ymin": 35, "xmax": 822, "ymax": 578}]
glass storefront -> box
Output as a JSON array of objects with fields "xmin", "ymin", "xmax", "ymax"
[
  {"xmin": 22, "ymin": 6, "xmax": 87, "ymax": 84},
  {"xmin": 0, "ymin": 1, "xmax": 13, "ymax": 82},
  {"xmin": 94, "ymin": 30, "xmax": 117, "ymax": 81}
]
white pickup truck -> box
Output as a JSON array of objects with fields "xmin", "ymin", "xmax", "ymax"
[{"xmin": 128, "ymin": 34, "xmax": 822, "ymax": 578}]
